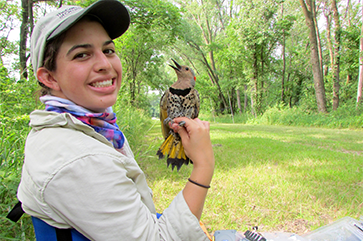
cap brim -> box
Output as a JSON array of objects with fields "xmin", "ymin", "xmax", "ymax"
[{"xmin": 48, "ymin": 0, "xmax": 130, "ymax": 41}]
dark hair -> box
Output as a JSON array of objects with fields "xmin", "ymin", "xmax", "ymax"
[{"xmin": 37, "ymin": 33, "xmax": 66, "ymax": 96}]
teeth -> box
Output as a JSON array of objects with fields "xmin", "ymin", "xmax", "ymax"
[{"xmin": 91, "ymin": 79, "xmax": 112, "ymax": 88}]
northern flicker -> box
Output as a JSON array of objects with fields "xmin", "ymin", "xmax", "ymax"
[{"xmin": 157, "ymin": 59, "xmax": 200, "ymax": 171}]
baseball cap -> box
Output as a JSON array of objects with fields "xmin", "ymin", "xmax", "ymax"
[{"xmin": 31, "ymin": 0, "xmax": 130, "ymax": 74}]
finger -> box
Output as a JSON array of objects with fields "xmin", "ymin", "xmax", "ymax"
[
  {"xmin": 173, "ymin": 117, "xmax": 189, "ymax": 125},
  {"xmin": 175, "ymin": 122, "xmax": 189, "ymax": 140},
  {"xmin": 170, "ymin": 119, "xmax": 187, "ymax": 132},
  {"xmin": 201, "ymin": 120, "xmax": 210, "ymax": 130},
  {"xmin": 172, "ymin": 117, "xmax": 192, "ymax": 132}
]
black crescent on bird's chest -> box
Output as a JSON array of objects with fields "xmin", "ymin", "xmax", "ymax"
[{"xmin": 166, "ymin": 87, "xmax": 199, "ymax": 119}]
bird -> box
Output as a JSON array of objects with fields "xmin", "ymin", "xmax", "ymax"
[{"xmin": 156, "ymin": 59, "xmax": 200, "ymax": 171}]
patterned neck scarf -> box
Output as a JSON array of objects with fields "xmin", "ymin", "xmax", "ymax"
[{"xmin": 40, "ymin": 95, "xmax": 125, "ymax": 149}]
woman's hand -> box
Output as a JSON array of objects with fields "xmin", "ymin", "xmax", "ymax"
[
  {"xmin": 170, "ymin": 117, "xmax": 215, "ymax": 220},
  {"xmin": 170, "ymin": 117, "xmax": 214, "ymax": 169}
]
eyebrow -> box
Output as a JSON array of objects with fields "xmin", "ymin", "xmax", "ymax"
[{"xmin": 66, "ymin": 40, "xmax": 115, "ymax": 56}]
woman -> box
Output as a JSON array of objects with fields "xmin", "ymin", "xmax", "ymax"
[{"xmin": 16, "ymin": 0, "xmax": 215, "ymax": 240}]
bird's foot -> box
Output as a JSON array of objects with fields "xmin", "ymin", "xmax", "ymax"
[
  {"xmin": 163, "ymin": 117, "xmax": 173, "ymax": 126},
  {"xmin": 178, "ymin": 121, "xmax": 186, "ymax": 127}
]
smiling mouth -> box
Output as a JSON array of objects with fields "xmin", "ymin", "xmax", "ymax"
[{"xmin": 90, "ymin": 79, "xmax": 113, "ymax": 88}]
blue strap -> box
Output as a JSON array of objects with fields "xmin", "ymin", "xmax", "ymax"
[
  {"xmin": 32, "ymin": 213, "xmax": 162, "ymax": 240},
  {"xmin": 32, "ymin": 217, "xmax": 89, "ymax": 241}
]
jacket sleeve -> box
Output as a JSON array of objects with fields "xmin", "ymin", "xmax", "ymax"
[{"xmin": 43, "ymin": 153, "xmax": 209, "ymax": 241}]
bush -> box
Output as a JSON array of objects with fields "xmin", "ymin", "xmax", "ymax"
[
  {"xmin": 200, "ymin": 102, "xmax": 363, "ymax": 129},
  {"xmin": 1, "ymin": 71, "xmax": 40, "ymax": 240},
  {"xmin": 253, "ymin": 103, "xmax": 363, "ymax": 128},
  {"xmin": 113, "ymin": 102, "xmax": 153, "ymax": 160}
]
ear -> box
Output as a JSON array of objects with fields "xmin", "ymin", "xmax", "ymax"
[{"xmin": 37, "ymin": 67, "xmax": 61, "ymax": 91}]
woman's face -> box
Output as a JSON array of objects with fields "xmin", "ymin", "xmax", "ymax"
[{"xmin": 48, "ymin": 19, "xmax": 122, "ymax": 112}]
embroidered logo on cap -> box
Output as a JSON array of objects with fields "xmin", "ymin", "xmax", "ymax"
[{"xmin": 56, "ymin": 7, "xmax": 82, "ymax": 19}]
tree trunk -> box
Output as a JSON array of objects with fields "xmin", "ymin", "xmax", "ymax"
[
  {"xmin": 281, "ymin": 34, "xmax": 286, "ymax": 102},
  {"xmin": 187, "ymin": 40, "xmax": 228, "ymax": 112},
  {"xmin": 345, "ymin": 0, "xmax": 351, "ymax": 27},
  {"xmin": 227, "ymin": 91, "xmax": 234, "ymax": 123},
  {"xmin": 313, "ymin": 3, "xmax": 323, "ymax": 76},
  {"xmin": 324, "ymin": 10, "xmax": 334, "ymax": 73},
  {"xmin": 299, "ymin": 0, "xmax": 327, "ymax": 113},
  {"xmin": 357, "ymin": 0, "xmax": 363, "ymax": 107},
  {"xmin": 244, "ymin": 85, "xmax": 248, "ymax": 110},
  {"xmin": 259, "ymin": 44, "xmax": 264, "ymax": 113},
  {"xmin": 252, "ymin": 44, "xmax": 259, "ymax": 115},
  {"xmin": 237, "ymin": 88, "xmax": 242, "ymax": 114},
  {"xmin": 188, "ymin": 2, "xmax": 228, "ymax": 114},
  {"xmin": 20, "ymin": 0, "xmax": 29, "ymax": 79},
  {"xmin": 130, "ymin": 69, "xmax": 136, "ymax": 105},
  {"xmin": 281, "ymin": 2, "xmax": 286, "ymax": 103},
  {"xmin": 331, "ymin": 0, "xmax": 341, "ymax": 110},
  {"xmin": 250, "ymin": 87, "xmax": 256, "ymax": 117},
  {"xmin": 346, "ymin": 75, "xmax": 351, "ymax": 84}
]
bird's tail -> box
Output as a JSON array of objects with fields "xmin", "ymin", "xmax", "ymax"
[{"xmin": 157, "ymin": 133, "xmax": 190, "ymax": 171}]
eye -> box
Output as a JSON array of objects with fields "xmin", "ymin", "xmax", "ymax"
[
  {"xmin": 73, "ymin": 52, "xmax": 88, "ymax": 59},
  {"xmin": 186, "ymin": 67, "xmax": 189, "ymax": 71},
  {"xmin": 104, "ymin": 48, "xmax": 115, "ymax": 55}
]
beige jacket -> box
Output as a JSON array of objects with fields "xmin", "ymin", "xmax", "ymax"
[{"xmin": 17, "ymin": 110, "xmax": 209, "ymax": 241}]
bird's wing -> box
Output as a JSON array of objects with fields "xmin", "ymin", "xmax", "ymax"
[
  {"xmin": 194, "ymin": 89, "xmax": 200, "ymax": 119},
  {"xmin": 182, "ymin": 88, "xmax": 200, "ymax": 119},
  {"xmin": 159, "ymin": 90, "xmax": 171, "ymax": 139}
]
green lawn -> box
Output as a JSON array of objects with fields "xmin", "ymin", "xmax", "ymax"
[
  {"xmin": 2, "ymin": 120, "xmax": 362, "ymax": 239},
  {"xmin": 142, "ymin": 120, "xmax": 363, "ymax": 235}
]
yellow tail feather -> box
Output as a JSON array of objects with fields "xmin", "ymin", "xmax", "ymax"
[
  {"xmin": 156, "ymin": 133, "xmax": 190, "ymax": 171},
  {"xmin": 157, "ymin": 134, "xmax": 174, "ymax": 158}
]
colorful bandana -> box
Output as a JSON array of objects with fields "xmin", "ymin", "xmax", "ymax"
[{"xmin": 40, "ymin": 95, "xmax": 125, "ymax": 149}]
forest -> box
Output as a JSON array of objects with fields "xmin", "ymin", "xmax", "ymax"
[
  {"xmin": 1, "ymin": 0, "xmax": 363, "ymax": 239},
  {"xmin": 1, "ymin": 0, "xmax": 363, "ymax": 118}
]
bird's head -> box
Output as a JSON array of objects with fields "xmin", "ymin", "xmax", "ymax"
[{"xmin": 169, "ymin": 59, "xmax": 196, "ymax": 87}]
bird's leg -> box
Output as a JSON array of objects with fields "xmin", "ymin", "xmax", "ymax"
[
  {"xmin": 163, "ymin": 117, "xmax": 174, "ymax": 126},
  {"xmin": 178, "ymin": 121, "xmax": 186, "ymax": 127}
]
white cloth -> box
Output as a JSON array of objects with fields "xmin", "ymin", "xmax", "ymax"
[{"xmin": 17, "ymin": 110, "xmax": 209, "ymax": 241}]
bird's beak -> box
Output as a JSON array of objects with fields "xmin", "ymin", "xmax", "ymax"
[{"xmin": 169, "ymin": 59, "xmax": 182, "ymax": 72}]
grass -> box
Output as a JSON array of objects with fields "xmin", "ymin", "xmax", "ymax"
[
  {"xmin": 144, "ymin": 120, "xmax": 363, "ymax": 235},
  {"xmin": 1, "ymin": 117, "xmax": 362, "ymax": 239}
]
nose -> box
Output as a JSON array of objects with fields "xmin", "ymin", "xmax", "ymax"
[{"xmin": 94, "ymin": 51, "xmax": 112, "ymax": 72}]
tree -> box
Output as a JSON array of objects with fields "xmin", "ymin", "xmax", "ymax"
[
  {"xmin": 19, "ymin": 0, "xmax": 70, "ymax": 80},
  {"xmin": 357, "ymin": 0, "xmax": 363, "ymax": 106},
  {"xmin": 0, "ymin": 0, "xmax": 18, "ymax": 66},
  {"xmin": 174, "ymin": 0, "xmax": 229, "ymax": 113},
  {"xmin": 223, "ymin": 0, "xmax": 295, "ymax": 114},
  {"xmin": 117, "ymin": 0, "xmax": 182, "ymax": 106},
  {"xmin": 281, "ymin": 1, "xmax": 287, "ymax": 103},
  {"xmin": 331, "ymin": 0, "xmax": 341, "ymax": 110},
  {"xmin": 19, "ymin": 0, "xmax": 31, "ymax": 79},
  {"xmin": 299, "ymin": 0, "xmax": 327, "ymax": 113}
]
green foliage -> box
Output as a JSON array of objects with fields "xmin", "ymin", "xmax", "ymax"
[
  {"xmin": 0, "ymin": 0, "xmax": 19, "ymax": 61},
  {"xmin": 114, "ymin": 98, "xmax": 154, "ymax": 161},
  {"xmin": 0, "ymin": 67, "xmax": 40, "ymax": 240},
  {"xmin": 115, "ymin": 0, "xmax": 182, "ymax": 105},
  {"xmin": 200, "ymin": 100, "xmax": 363, "ymax": 130},
  {"xmin": 2, "ymin": 0, "xmax": 363, "ymax": 237}
]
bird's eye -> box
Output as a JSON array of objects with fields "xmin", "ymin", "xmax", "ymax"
[{"xmin": 186, "ymin": 67, "xmax": 189, "ymax": 71}]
